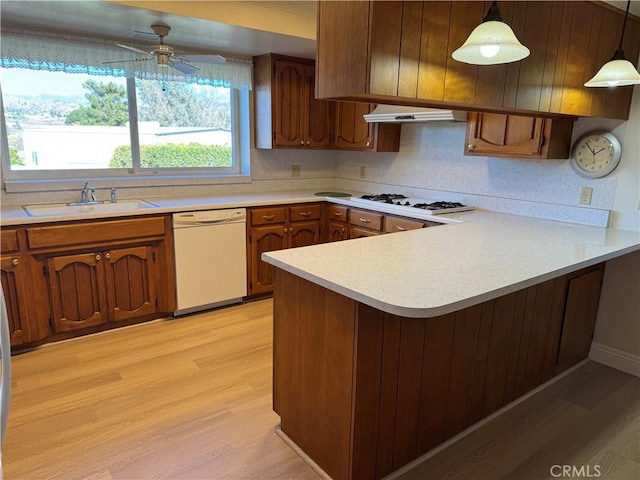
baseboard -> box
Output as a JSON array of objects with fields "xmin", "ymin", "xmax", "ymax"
[
  {"xmin": 274, "ymin": 426, "xmax": 332, "ymax": 480},
  {"xmin": 589, "ymin": 342, "xmax": 640, "ymax": 377}
]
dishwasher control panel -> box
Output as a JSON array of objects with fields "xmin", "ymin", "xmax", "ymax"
[{"xmin": 173, "ymin": 208, "xmax": 246, "ymax": 226}]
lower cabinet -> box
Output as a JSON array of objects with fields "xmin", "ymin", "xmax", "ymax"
[
  {"xmin": 327, "ymin": 205, "xmax": 349, "ymax": 242},
  {"xmin": 1, "ymin": 253, "xmax": 32, "ymax": 346},
  {"xmin": 1, "ymin": 215, "xmax": 175, "ymax": 350},
  {"xmin": 46, "ymin": 245, "xmax": 159, "ymax": 333},
  {"xmin": 247, "ymin": 203, "xmax": 323, "ymax": 296}
]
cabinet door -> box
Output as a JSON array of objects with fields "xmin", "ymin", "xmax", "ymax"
[
  {"xmin": 305, "ymin": 64, "xmax": 332, "ymax": 148},
  {"xmin": 105, "ymin": 246, "xmax": 158, "ymax": 323},
  {"xmin": 1, "ymin": 255, "xmax": 31, "ymax": 345},
  {"xmin": 349, "ymin": 226, "xmax": 382, "ymax": 239},
  {"xmin": 333, "ymin": 102, "xmax": 375, "ymax": 150},
  {"xmin": 556, "ymin": 265, "xmax": 605, "ymax": 372},
  {"xmin": 328, "ymin": 221, "xmax": 348, "ymax": 242},
  {"xmin": 273, "ymin": 59, "xmax": 306, "ymax": 147},
  {"xmin": 466, "ymin": 113, "xmax": 546, "ymax": 156},
  {"xmin": 46, "ymin": 252, "xmax": 108, "ymax": 332},
  {"xmin": 289, "ymin": 220, "xmax": 321, "ymax": 248},
  {"xmin": 249, "ymin": 225, "xmax": 287, "ymax": 295}
]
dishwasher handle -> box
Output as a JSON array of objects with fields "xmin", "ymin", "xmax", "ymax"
[{"xmin": 173, "ymin": 209, "xmax": 247, "ymax": 228}]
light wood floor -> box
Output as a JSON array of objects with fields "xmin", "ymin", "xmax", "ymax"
[{"xmin": 3, "ymin": 299, "xmax": 639, "ymax": 480}]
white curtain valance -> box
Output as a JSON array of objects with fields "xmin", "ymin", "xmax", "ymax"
[{"xmin": 0, "ymin": 26, "xmax": 253, "ymax": 89}]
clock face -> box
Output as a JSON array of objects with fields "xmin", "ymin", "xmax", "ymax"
[{"xmin": 570, "ymin": 132, "xmax": 621, "ymax": 178}]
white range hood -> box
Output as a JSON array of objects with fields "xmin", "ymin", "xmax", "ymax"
[{"xmin": 363, "ymin": 104, "xmax": 467, "ymax": 123}]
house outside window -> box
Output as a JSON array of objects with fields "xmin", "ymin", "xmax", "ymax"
[{"xmin": 0, "ymin": 27, "xmax": 252, "ymax": 184}]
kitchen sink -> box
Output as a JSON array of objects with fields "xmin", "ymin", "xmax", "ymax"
[{"xmin": 23, "ymin": 199, "xmax": 158, "ymax": 217}]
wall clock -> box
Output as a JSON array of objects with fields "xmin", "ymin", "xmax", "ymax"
[{"xmin": 570, "ymin": 131, "xmax": 622, "ymax": 178}]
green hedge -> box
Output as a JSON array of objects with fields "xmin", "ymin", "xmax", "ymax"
[{"xmin": 110, "ymin": 143, "xmax": 232, "ymax": 168}]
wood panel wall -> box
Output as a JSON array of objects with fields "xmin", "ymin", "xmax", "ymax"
[{"xmin": 273, "ymin": 263, "xmax": 605, "ymax": 480}]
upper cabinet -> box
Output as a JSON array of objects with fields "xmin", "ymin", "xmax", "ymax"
[
  {"xmin": 465, "ymin": 112, "xmax": 575, "ymax": 159},
  {"xmin": 254, "ymin": 54, "xmax": 332, "ymax": 149},
  {"xmin": 254, "ymin": 53, "xmax": 400, "ymax": 152},
  {"xmin": 316, "ymin": 1, "xmax": 640, "ymax": 120}
]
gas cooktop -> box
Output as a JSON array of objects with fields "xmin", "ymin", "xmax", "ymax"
[{"xmin": 352, "ymin": 194, "xmax": 475, "ymax": 215}]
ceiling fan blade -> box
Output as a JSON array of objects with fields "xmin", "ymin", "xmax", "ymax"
[
  {"xmin": 169, "ymin": 61, "xmax": 200, "ymax": 75},
  {"xmin": 178, "ymin": 54, "xmax": 226, "ymax": 65},
  {"xmin": 131, "ymin": 30, "xmax": 158, "ymax": 41},
  {"xmin": 116, "ymin": 43, "xmax": 151, "ymax": 56},
  {"xmin": 103, "ymin": 58, "xmax": 154, "ymax": 65}
]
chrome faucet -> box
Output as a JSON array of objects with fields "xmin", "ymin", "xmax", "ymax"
[{"xmin": 80, "ymin": 181, "xmax": 97, "ymax": 204}]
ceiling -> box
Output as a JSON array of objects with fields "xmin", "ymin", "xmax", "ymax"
[
  {"xmin": 0, "ymin": 0, "xmax": 318, "ymax": 59},
  {"xmin": 1, "ymin": 1, "xmax": 638, "ymax": 62}
]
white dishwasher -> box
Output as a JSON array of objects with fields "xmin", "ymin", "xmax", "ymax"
[{"xmin": 172, "ymin": 208, "xmax": 247, "ymax": 315}]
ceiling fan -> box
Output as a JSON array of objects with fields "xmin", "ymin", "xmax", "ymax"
[{"xmin": 104, "ymin": 22, "xmax": 226, "ymax": 75}]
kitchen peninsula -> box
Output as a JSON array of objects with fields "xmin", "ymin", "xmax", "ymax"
[{"xmin": 263, "ymin": 212, "xmax": 639, "ymax": 480}]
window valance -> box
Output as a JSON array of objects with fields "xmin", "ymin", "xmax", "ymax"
[{"xmin": 0, "ymin": 26, "xmax": 253, "ymax": 89}]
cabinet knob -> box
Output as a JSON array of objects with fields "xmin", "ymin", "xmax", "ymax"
[
  {"xmin": 105, "ymin": 252, "xmax": 111, "ymax": 259},
  {"xmin": 299, "ymin": 212, "xmax": 311, "ymax": 217},
  {"xmin": 11, "ymin": 258, "xmax": 19, "ymax": 266},
  {"xmin": 366, "ymin": 141, "xmax": 372, "ymax": 148},
  {"xmin": 359, "ymin": 218, "xmax": 370, "ymax": 223},
  {"xmin": 262, "ymin": 215, "xmax": 276, "ymax": 221},
  {"xmin": 468, "ymin": 144, "xmax": 475, "ymax": 150},
  {"xmin": 300, "ymin": 140, "xmax": 305, "ymax": 145},
  {"xmin": 306, "ymin": 140, "xmax": 310, "ymax": 145},
  {"xmin": 95, "ymin": 254, "xmax": 101, "ymax": 261},
  {"xmin": 333, "ymin": 212, "xmax": 343, "ymax": 217}
]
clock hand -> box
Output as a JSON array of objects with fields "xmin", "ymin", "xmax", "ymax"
[
  {"xmin": 594, "ymin": 148, "xmax": 606, "ymax": 155},
  {"xmin": 586, "ymin": 142, "xmax": 596, "ymax": 155}
]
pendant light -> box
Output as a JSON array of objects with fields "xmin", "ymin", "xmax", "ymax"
[
  {"xmin": 452, "ymin": 1, "xmax": 530, "ymax": 65},
  {"xmin": 585, "ymin": 0, "xmax": 640, "ymax": 87}
]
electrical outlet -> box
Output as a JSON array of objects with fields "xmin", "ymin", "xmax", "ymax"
[
  {"xmin": 291, "ymin": 165, "xmax": 300, "ymax": 177},
  {"xmin": 580, "ymin": 186, "xmax": 593, "ymax": 205},
  {"xmin": 360, "ymin": 166, "xmax": 366, "ymax": 179}
]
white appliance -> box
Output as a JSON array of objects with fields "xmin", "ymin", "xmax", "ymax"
[
  {"xmin": 351, "ymin": 194, "xmax": 475, "ymax": 215},
  {"xmin": 172, "ymin": 209, "xmax": 247, "ymax": 316},
  {"xmin": 1, "ymin": 287, "xmax": 11, "ymax": 479},
  {"xmin": 363, "ymin": 104, "xmax": 467, "ymax": 123}
]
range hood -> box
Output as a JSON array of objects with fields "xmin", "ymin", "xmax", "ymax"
[{"xmin": 363, "ymin": 104, "xmax": 467, "ymax": 123}]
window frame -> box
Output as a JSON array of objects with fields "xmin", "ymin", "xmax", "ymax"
[{"xmin": 1, "ymin": 72, "xmax": 251, "ymax": 189}]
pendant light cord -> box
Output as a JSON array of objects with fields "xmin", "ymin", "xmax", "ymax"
[{"xmin": 618, "ymin": 0, "xmax": 631, "ymax": 51}]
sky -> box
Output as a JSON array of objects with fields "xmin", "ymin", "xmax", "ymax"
[{"xmin": 1, "ymin": 68, "xmax": 125, "ymax": 97}]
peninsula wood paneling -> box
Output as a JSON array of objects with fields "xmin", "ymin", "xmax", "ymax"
[{"xmin": 274, "ymin": 262, "xmax": 607, "ymax": 480}]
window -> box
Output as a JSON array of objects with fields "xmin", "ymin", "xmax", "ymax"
[{"xmin": 0, "ymin": 27, "xmax": 252, "ymax": 184}]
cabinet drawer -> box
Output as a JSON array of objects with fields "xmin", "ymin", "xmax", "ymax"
[
  {"xmin": 250, "ymin": 207, "xmax": 286, "ymax": 226},
  {"xmin": 349, "ymin": 209, "xmax": 383, "ymax": 232},
  {"xmin": 328, "ymin": 205, "xmax": 348, "ymax": 222},
  {"xmin": 26, "ymin": 216, "xmax": 166, "ymax": 249},
  {"xmin": 289, "ymin": 204, "xmax": 322, "ymax": 222},
  {"xmin": 385, "ymin": 216, "xmax": 426, "ymax": 233},
  {"xmin": 1, "ymin": 228, "xmax": 19, "ymax": 253}
]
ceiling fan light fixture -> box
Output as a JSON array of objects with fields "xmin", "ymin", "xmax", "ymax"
[
  {"xmin": 452, "ymin": 1, "xmax": 530, "ymax": 65},
  {"xmin": 156, "ymin": 54, "xmax": 171, "ymax": 67},
  {"xmin": 585, "ymin": 1, "xmax": 640, "ymax": 87}
]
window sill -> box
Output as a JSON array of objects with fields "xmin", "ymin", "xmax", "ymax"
[{"xmin": 3, "ymin": 174, "xmax": 252, "ymax": 193}]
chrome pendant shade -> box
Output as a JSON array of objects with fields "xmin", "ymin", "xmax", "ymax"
[
  {"xmin": 452, "ymin": 1, "xmax": 530, "ymax": 65},
  {"xmin": 585, "ymin": 0, "xmax": 640, "ymax": 87}
]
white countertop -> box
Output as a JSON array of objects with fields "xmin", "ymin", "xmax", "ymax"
[{"xmin": 263, "ymin": 210, "xmax": 640, "ymax": 318}]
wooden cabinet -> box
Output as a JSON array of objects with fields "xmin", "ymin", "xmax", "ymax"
[
  {"xmin": 556, "ymin": 264, "xmax": 605, "ymax": 372},
  {"xmin": 316, "ymin": 1, "xmax": 640, "ymax": 120},
  {"xmin": 45, "ymin": 245, "xmax": 160, "ymax": 333},
  {"xmin": 465, "ymin": 112, "xmax": 575, "ymax": 159},
  {"xmin": 254, "ymin": 54, "xmax": 332, "ymax": 149},
  {"xmin": 254, "ymin": 53, "xmax": 400, "ymax": 152},
  {"xmin": 333, "ymin": 102, "xmax": 401, "ymax": 152},
  {"xmin": 3, "ymin": 215, "xmax": 175, "ymax": 349},
  {"xmin": 327, "ymin": 205, "xmax": 349, "ymax": 242},
  {"xmin": 248, "ymin": 203, "xmax": 323, "ymax": 295},
  {"xmin": 0, "ymin": 229, "xmax": 32, "ymax": 346},
  {"xmin": 349, "ymin": 208, "xmax": 384, "ymax": 238}
]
